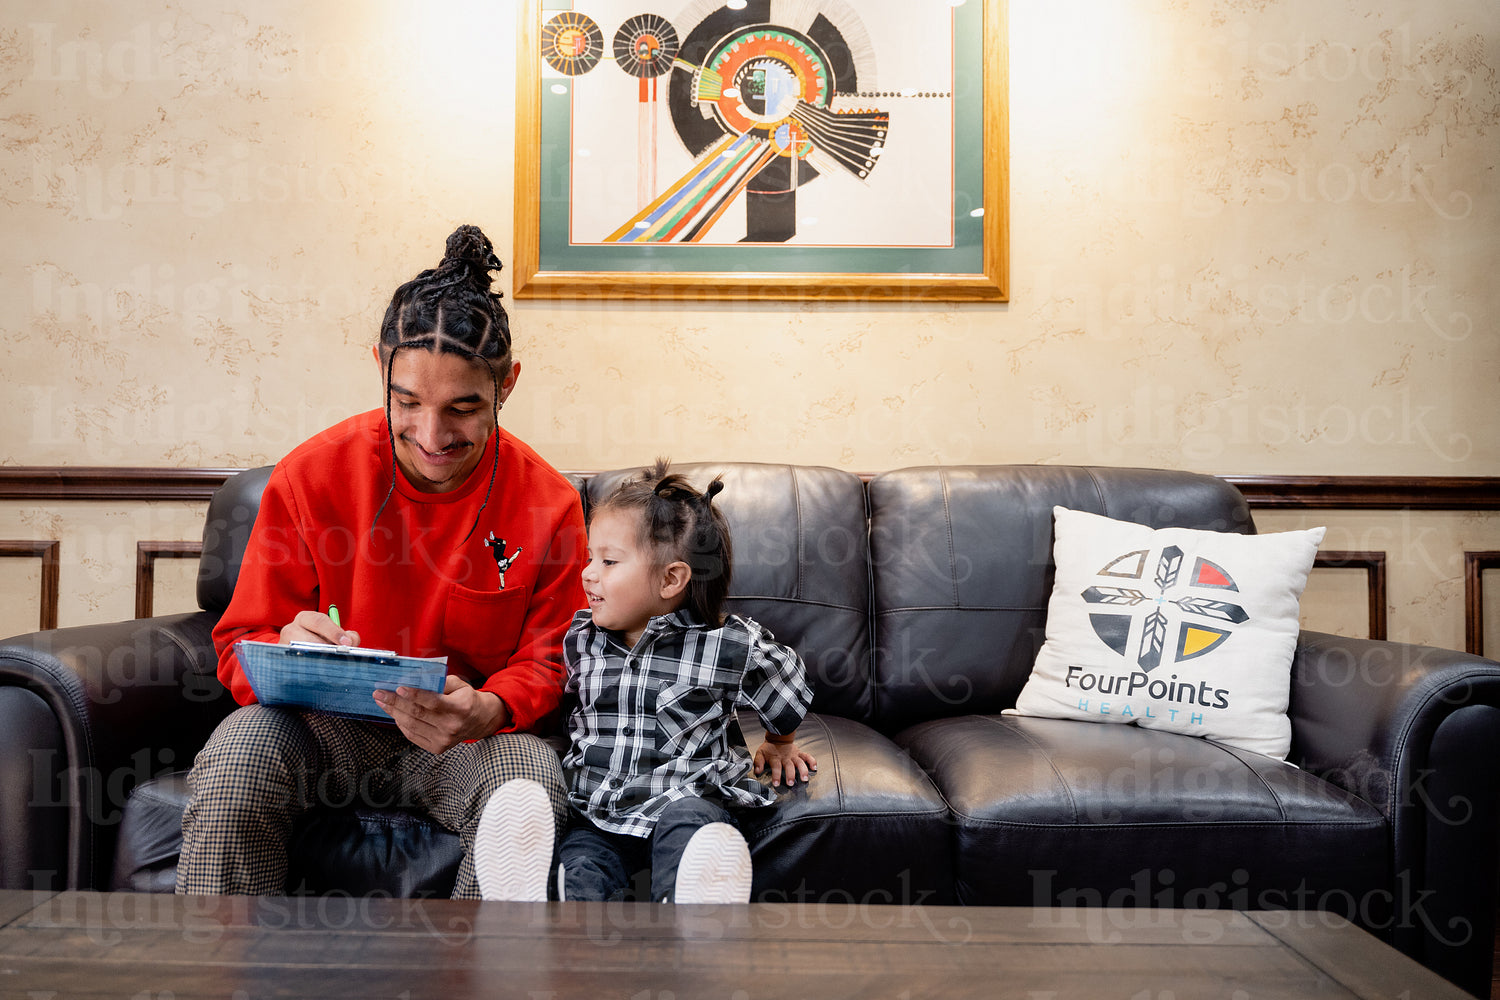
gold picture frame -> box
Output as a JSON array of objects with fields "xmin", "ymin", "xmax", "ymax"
[{"xmin": 513, "ymin": 0, "xmax": 1008, "ymax": 302}]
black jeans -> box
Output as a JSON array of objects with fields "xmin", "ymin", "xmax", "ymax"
[{"xmin": 559, "ymin": 796, "xmax": 736, "ymax": 902}]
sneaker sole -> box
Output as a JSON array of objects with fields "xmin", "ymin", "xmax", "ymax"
[
  {"xmin": 673, "ymin": 822, "xmax": 751, "ymax": 904},
  {"xmin": 474, "ymin": 779, "xmax": 554, "ymax": 902}
]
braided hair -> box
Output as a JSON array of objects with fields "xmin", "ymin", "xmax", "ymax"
[
  {"xmin": 373, "ymin": 224, "xmax": 511, "ymax": 538},
  {"xmin": 594, "ymin": 459, "xmax": 733, "ymax": 627}
]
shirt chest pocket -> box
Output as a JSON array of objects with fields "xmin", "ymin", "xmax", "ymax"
[
  {"xmin": 654, "ymin": 681, "xmax": 734, "ymax": 754},
  {"xmin": 441, "ymin": 583, "xmax": 528, "ymax": 678}
]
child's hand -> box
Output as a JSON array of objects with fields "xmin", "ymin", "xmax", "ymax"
[{"xmin": 754, "ymin": 739, "xmax": 817, "ymax": 788}]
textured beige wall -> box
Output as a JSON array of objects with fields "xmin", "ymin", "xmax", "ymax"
[{"xmin": 1, "ymin": 2, "xmax": 1497, "ymax": 642}]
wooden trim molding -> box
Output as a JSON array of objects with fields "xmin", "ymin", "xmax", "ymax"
[
  {"xmin": 135, "ymin": 541, "xmax": 204, "ymax": 619},
  {"xmin": 0, "ymin": 541, "xmax": 60, "ymax": 630},
  {"xmin": 1312, "ymin": 550, "xmax": 1388, "ymax": 641},
  {"xmin": 0, "ymin": 467, "xmax": 1497, "ymax": 509},
  {"xmin": 1224, "ymin": 475, "xmax": 1500, "ymax": 510},
  {"xmin": 0, "ymin": 467, "xmax": 245, "ymax": 502},
  {"xmin": 1464, "ymin": 551, "xmax": 1500, "ymax": 656}
]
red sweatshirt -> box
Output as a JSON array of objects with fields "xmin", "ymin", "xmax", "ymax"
[{"xmin": 211, "ymin": 409, "xmax": 587, "ymax": 733}]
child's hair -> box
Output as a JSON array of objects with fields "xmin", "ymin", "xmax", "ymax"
[
  {"xmin": 594, "ymin": 459, "xmax": 733, "ymax": 626},
  {"xmin": 372, "ymin": 224, "xmax": 511, "ymax": 537}
]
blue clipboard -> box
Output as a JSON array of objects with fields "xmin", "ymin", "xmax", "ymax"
[{"xmin": 234, "ymin": 639, "xmax": 448, "ymax": 722}]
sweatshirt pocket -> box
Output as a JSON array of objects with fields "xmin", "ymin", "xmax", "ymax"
[{"xmin": 441, "ymin": 583, "xmax": 528, "ymax": 678}]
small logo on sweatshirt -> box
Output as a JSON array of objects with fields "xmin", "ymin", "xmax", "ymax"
[{"xmin": 484, "ymin": 533, "xmax": 523, "ymax": 590}]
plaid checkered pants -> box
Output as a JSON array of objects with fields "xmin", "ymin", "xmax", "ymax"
[{"xmin": 175, "ymin": 704, "xmax": 567, "ymax": 898}]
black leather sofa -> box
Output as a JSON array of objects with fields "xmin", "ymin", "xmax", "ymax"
[{"xmin": 3, "ymin": 463, "xmax": 1498, "ymax": 995}]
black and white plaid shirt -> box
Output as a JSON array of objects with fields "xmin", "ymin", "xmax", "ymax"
[{"xmin": 562, "ymin": 608, "xmax": 813, "ymax": 837}]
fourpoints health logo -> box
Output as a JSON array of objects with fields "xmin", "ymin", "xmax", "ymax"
[{"xmin": 1081, "ymin": 545, "xmax": 1249, "ymax": 671}]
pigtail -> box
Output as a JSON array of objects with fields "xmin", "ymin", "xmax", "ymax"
[{"xmin": 687, "ymin": 477, "xmax": 729, "ymax": 592}]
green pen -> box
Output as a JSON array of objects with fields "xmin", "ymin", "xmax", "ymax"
[{"xmin": 328, "ymin": 605, "xmax": 342, "ymax": 629}]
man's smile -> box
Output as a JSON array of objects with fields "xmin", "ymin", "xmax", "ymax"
[{"xmin": 405, "ymin": 437, "xmax": 471, "ymax": 466}]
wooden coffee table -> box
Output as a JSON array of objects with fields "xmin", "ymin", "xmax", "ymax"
[{"xmin": 0, "ymin": 890, "xmax": 1471, "ymax": 998}]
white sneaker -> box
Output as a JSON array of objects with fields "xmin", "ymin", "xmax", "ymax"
[
  {"xmin": 672, "ymin": 823, "xmax": 751, "ymax": 904},
  {"xmin": 474, "ymin": 778, "xmax": 554, "ymax": 901}
]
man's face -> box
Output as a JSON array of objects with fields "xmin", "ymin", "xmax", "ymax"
[{"xmin": 386, "ymin": 349, "xmax": 497, "ymax": 493}]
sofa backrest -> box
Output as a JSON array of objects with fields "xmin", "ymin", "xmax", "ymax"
[
  {"xmin": 195, "ymin": 462, "xmax": 1252, "ymax": 735},
  {"xmin": 197, "ymin": 465, "xmax": 274, "ymax": 615},
  {"xmin": 867, "ymin": 465, "xmax": 1253, "ymax": 733}
]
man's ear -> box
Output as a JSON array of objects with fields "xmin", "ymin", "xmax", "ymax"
[
  {"xmin": 499, "ymin": 360, "xmax": 521, "ymax": 406},
  {"xmin": 659, "ymin": 561, "xmax": 691, "ymax": 601}
]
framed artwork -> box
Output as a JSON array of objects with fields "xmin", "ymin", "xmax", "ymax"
[{"xmin": 513, "ymin": 0, "xmax": 1008, "ymax": 301}]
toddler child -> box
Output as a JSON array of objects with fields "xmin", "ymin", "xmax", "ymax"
[{"xmin": 473, "ymin": 460, "xmax": 816, "ymax": 903}]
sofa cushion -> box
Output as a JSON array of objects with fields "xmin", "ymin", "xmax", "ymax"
[
  {"xmin": 735, "ymin": 711, "xmax": 957, "ymax": 905},
  {"xmin": 1009, "ymin": 506, "xmax": 1324, "ymax": 759},
  {"xmin": 113, "ymin": 710, "xmax": 952, "ymax": 903},
  {"xmin": 898, "ymin": 714, "xmax": 1388, "ymax": 920},
  {"xmin": 587, "ymin": 463, "xmax": 875, "ymax": 726},
  {"xmin": 112, "ymin": 771, "xmax": 464, "ymax": 898},
  {"xmin": 868, "ymin": 466, "xmax": 1254, "ymax": 734},
  {"xmin": 110, "ymin": 771, "xmax": 191, "ymax": 893}
]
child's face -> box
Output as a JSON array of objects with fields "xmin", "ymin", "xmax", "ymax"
[{"xmin": 582, "ymin": 508, "xmax": 679, "ymax": 646}]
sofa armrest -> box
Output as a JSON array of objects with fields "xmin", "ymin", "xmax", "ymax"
[
  {"xmin": 0, "ymin": 611, "xmax": 235, "ymax": 891},
  {"xmin": 1288, "ymin": 629, "xmax": 1500, "ymax": 994},
  {"xmin": 1289, "ymin": 630, "xmax": 1500, "ymax": 810}
]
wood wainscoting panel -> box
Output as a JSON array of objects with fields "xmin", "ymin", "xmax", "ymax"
[
  {"xmin": 135, "ymin": 541, "xmax": 204, "ymax": 619},
  {"xmin": 0, "ymin": 541, "xmax": 59, "ymax": 630},
  {"xmin": 1466, "ymin": 552, "xmax": 1500, "ymax": 657},
  {"xmin": 1313, "ymin": 551, "xmax": 1388, "ymax": 641}
]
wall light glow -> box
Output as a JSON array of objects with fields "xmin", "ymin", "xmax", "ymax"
[
  {"xmin": 394, "ymin": 1, "xmax": 506, "ymax": 110},
  {"xmin": 1011, "ymin": 1, "xmax": 1148, "ymax": 143}
]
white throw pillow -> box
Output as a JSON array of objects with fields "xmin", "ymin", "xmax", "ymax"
[{"xmin": 1007, "ymin": 506, "xmax": 1325, "ymax": 759}]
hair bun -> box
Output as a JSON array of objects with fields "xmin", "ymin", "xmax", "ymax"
[
  {"xmin": 443, "ymin": 224, "xmax": 503, "ymax": 274},
  {"xmin": 703, "ymin": 479, "xmax": 725, "ymax": 502}
]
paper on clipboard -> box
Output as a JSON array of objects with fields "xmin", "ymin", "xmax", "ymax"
[{"xmin": 234, "ymin": 639, "xmax": 448, "ymax": 722}]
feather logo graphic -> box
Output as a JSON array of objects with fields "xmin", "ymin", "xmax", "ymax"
[{"xmin": 1081, "ymin": 545, "xmax": 1249, "ymax": 671}]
